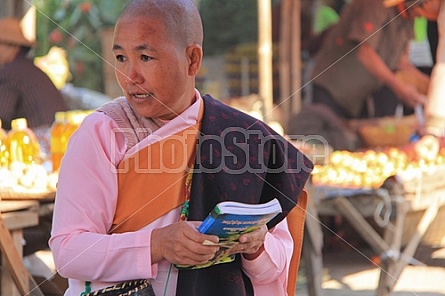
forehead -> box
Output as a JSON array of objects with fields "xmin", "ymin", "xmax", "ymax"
[{"xmin": 114, "ymin": 15, "xmax": 167, "ymax": 42}]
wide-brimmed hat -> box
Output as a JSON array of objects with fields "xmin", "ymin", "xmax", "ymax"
[
  {"xmin": 384, "ymin": 0, "xmax": 427, "ymax": 8},
  {"xmin": 0, "ymin": 17, "xmax": 34, "ymax": 47}
]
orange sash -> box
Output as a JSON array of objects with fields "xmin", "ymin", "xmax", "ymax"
[{"xmin": 110, "ymin": 106, "xmax": 203, "ymax": 233}]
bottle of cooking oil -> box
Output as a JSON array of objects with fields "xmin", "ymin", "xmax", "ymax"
[
  {"xmin": 7, "ymin": 118, "xmax": 41, "ymax": 165},
  {"xmin": 0, "ymin": 119, "xmax": 9, "ymax": 167},
  {"xmin": 64, "ymin": 110, "xmax": 85, "ymax": 141},
  {"xmin": 50, "ymin": 112, "xmax": 66, "ymax": 172},
  {"xmin": 0, "ymin": 119, "xmax": 6, "ymax": 137}
]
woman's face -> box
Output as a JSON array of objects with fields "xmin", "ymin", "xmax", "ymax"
[{"xmin": 113, "ymin": 15, "xmax": 197, "ymax": 120}]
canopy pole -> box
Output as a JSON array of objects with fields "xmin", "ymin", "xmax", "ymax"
[{"xmin": 258, "ymin": 0, "xmax": 274, "ymax": 123}]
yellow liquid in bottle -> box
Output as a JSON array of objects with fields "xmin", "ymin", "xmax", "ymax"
[
  {"xmin": 50, "ymin": 112, "xmax": 66, "ymax": 172},
  {"xmin": 50, "ymin": 110, "xmax": 86, "ymax": 171},
  {"xmin": 8, "ymin": 118, "xmax": 41, "ymax": 165},
  {"xmin": 0, "ymin": 119, "xmax": 9, "ymax": 167},
  {"xmin": 64, "ymin": 111, "xmax": 84, "ymax": 140}
]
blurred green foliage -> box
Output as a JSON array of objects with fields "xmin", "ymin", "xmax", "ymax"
[
  {"xmin": 198, "ymin": 0, "xmax": 259, "ymax": 56},
  {"xmin": 32, "ymin": 0, "xmax": 274, "ymax": 92},
  {"xmin": 33, "ymin": 0, "xmax": 128, "ymax": 92}
]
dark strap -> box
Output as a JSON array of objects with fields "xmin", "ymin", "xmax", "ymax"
[{"xmin": 176, "ymin": 94, "xmax": 313, "ymax": 296}]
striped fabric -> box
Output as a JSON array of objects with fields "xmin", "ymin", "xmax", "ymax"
[
  {"xmin": 83, "ymin": 279, "xmax": 154, "ymax": 296},
  {"xmin": 0, "ymin": 54, "xmax": 67, "ymax": 130}
]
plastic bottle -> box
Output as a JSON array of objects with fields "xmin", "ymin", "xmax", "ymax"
[
  {"xmin": 50, "ymin": 112, "xmax": 66, "ymax": 172},
  {"xmin": 7, "ymin": 118, "xmax": 41, "ymax": 165},
  {"xmin": 0, "ymin": 119, "xmax": 6, "ymax": 137},
  {"xmin": 64, "ymin": 111, "xmax": 76, "ymax": 142},
  {"xmin": 0, "ymin": 119, "xmax": 9, "ymax": 167},
  {"xmin": 64, "ymin": 110, "xmax": 85, "ymax": 140}
]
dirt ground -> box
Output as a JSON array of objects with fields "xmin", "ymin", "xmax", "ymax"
[{"xmin": 296, "ymin": 245, "xmax": 445, "ymax": 296}]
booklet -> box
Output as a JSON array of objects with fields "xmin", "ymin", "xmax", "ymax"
[{"xmin": 175, "ymin": 198, "xmax": 282, "ymax": 270}]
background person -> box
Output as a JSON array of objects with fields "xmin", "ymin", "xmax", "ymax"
[
  {"xmin": 291, "ymin": 0, "xmax": 438, "ymax": 150},
  {"xmin": 0, "ymin": 17, "xmax": 68, "ymax": 261},
  {"xmin": 49, "ymin": 1, "xmax": 313, "ymax": 295},
  {"xmin": 413, "ymin": 0, "xmax": 444, "ymax": 159},
  {"xmin": 424, "ymin": 0, "xmax": 445, "ymax": 137},
  {"xmin": 0, "ymin": 17, "xmax": 67, "ymax": 131},
  {"xmin": 309, "ymin": 0, "xmax": 435, "ymax": 119}
]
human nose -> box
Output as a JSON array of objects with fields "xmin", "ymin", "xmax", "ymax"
[{"xmin": 123, "ymin": 63, "xmax": 144, "ymax": 85}]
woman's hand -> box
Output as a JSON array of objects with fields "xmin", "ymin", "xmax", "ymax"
[
  {"xmin": 228, "ymin": 225, "xmax": 268, "ymax": 260},
  {"xmin": 151, "ymin": 221, "xmax": 220, "ymax": 265}
]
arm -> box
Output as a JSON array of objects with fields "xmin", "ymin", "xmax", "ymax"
[
  {"xmin": 241, "ymin": 219, "xmax": 293, "ymax": 288},
  {"xmin": 425, "ymin": 0, "xmax": 445, "ymax": 136},
  {"xmin": 49, "ymin": 113, "xmax": 158, "ymax": 282},
  {"xmin": 50, "ymin": 112, "xmax": 219, "ymax": 281},
  {"xmin": 412, "ymin": 0, "xmax": 444, "ymax": 161},
  {"xmin": 397, "ymin": 50, "xmax": 430, "ymax": 93},
  {"xmin": 356, "ymin": 43, "xmax": 427, "ymax": 108},
  {"xmin": 425, "ymin": 63, "xmax": 445, "ymax": 136}
]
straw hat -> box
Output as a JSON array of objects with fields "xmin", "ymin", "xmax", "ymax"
[{"xmin": 0, "ymin": 17, "xmax": 34, "ymax": 47}]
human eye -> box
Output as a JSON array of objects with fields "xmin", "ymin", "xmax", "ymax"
[
  {"xmin": 140, "ymin": 54, "xmax": 153, "ymax": 62},
  {"xmin": 115, "ymin": 54, "xmax": 126, "ymax": 62}
]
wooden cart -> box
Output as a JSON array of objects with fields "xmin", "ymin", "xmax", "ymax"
[
  {"xmin": 0, "ymin": 188, "xmax": 55, "ymax": 296},
  {"xmin": 303, "ymin": 166, "xmax": 445, "ymax": 296},
  {"xmin": 0, "ymin": 200, "xmax": 43, "ymax": 296}
]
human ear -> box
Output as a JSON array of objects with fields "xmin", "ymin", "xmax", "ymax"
[{"xmin": 186, "ymin": 44, "xmax": 203, "ymax": 76}]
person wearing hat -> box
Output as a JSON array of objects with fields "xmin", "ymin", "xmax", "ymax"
[
  {"xmin": 0, "ymin": 17, "xmax": 67, "ymax": 131},
  {"xmin": 0, "ymin": 17, "xmax": 68, "ymax": 262}
]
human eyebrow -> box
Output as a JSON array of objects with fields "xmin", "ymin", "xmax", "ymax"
[
  {"xmin": 112, "ymin": 44, "xmax": 123, "ymax": 51},
  {"xmin": 135, "ymin": 44, "xmax": 157, "ymax": 53}
]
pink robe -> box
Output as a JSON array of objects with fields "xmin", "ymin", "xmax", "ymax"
[{"xmin": 50, "ymin": 93, "xmax": 293, "ymax": 296}]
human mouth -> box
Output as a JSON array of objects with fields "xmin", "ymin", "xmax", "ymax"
[
  {"xmin": 133, "ymin": 93, "xmax": 150, "ymax": 98},
  {"xmin": 130, "ymin": 92, "xmax": 156, "ymax": 102}
]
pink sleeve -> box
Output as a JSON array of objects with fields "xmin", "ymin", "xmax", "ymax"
[
  {"xmin": 49, "ymin": 113, "xmax": 159, "ymax": 282},
  {"xmin": 241, "ymin": 218, "xmax": 293, "ymax": 296}
]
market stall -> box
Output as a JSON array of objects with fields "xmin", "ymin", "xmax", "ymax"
[
  {"xmin": 0, "ymin": 147, "xmax": 56, "ymax": 295},
  {"xmin": 0, "ymin": 200, "xmax": 44, "ymax": 296},
  {"xmin": 0, "ymin": 114, "xmax": 71, "ymax": 295},
  {"xmin": 299, "ymin": 122, "xmax": 445, "ymax": 295}
]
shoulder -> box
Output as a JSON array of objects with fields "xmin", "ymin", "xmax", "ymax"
[
  {"xmin": 0, "ymin": 56, "xmax": 47, "ymax": 82},
  {"xmin": 9, "ymin": 56, "xmax": 37, "ymax": 72},
  {"xmin": 80, "ymin": 111, "xmax": 120, "ymax": 133},
  {"xmin": 69, "ymin": 111, "xmax": 126, "ymax": 162},
  {"xmin": 201, "ymin": 94, "xmax": 271, "ymax": 132},
  {"xmin": 76, "ymin": 111, "xmax": 122, "ymax": 144},
  {"xmin": 96, "ymin": 97, "xmax": 131, "ymax": 127}
]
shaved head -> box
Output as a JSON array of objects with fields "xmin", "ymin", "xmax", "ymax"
[{"xmin": 119, "ymin": 0, "xmax": 203, "ymax": 48}]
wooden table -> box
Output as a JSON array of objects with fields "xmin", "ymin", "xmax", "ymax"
[
  {"xmin": 0, "ymin": 200, "xmax": 40, "ymax": 296},
  {"xmin": 302, "ymin": 180, "xmax": 445, "ymax": 296}
]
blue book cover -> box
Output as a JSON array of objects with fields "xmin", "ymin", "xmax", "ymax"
[{"xmin": 175, "ymin": 198, "xmax": 282, "ymax": 270}]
